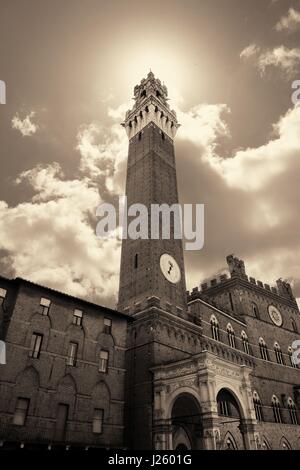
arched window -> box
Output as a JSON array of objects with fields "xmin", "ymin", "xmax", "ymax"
[
  {"xmin": 140, "ymin": 89, "xmax": 146, "ymax": 98},
  {"xmin": 252, "ymin": 302, "xmax": 259, "ymax": 319},
  {"xmin": 288, "ymin": 347, "xmax": 297, "ymax": 368},
  {"xmin": 138, "ymin": 132, "xmax": 142, "ymax": 141},
  {"xmin": 241, "ymin": 331, "xmax": 250, "ymax": 355},
  {"xmin": 210, "ymin": 315, "xmax": 220, "ymax": 342},
  {"xmin": 253, "ymin": 391, "xmax": 263, "ymax": 421},
  {"xmin": 134, "ymin": 253, "xmax": 138, "ymax": 269},
  {"xmin": 271, "ymin": 395, "xmax": 282, "ymax": 424},
  {"xmin": 291, "ymin": 318, "xmax": 298, "ymax": 333},
  {"xmin": 274, "ymin": 342, "xmax": 284, "ymax": 365},
  {"xmin": 259, "ymin": 338, "xmax": 269, "ymax": 361},
  {"xmin": 227, "ymin": 324, "xmax": 236, "ymax": 349},
  {"xmin": 287, "ymin": 397, "xmax": 298, "ymax": 425},
  {"xmin": 217, "ymin": 390, "xmax": 240, "ymax": 419}
]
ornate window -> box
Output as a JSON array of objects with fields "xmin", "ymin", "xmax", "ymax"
[
  {"xmin": 253, "ymin": 391, "xmax": 263, "ymax": 421},
  {"xmin": 287, "ymin": 397, "xmax": 298, "ymax": 425},
  {"xmin": 271, "ymin": 395, "xmax": 282, "ymax": 424},
  {"xmin": 241, "ymin": 331, "xmax": 250, "ymax": 355},
  {"xmin": 274, "ymin": 342, "xmax": 284, "ymax": 365},
  {"xmin": 259, "ymin": 337, "xmax": 269, "ymax": 361},
  {"xmin": 227, "ymin": 324, "xmax": 236, "ymax": 348},
  {"xmin": 210, "ymin": 315, "xmax": 220, "ymax": 341},
  {"xmin": 288, "ymin": 346, "xmax": 297, "ymax": 368}
]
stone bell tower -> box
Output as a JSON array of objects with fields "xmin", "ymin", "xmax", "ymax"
[{"xmin": 118, "ymin": 71, "xmax": 187, "ymax": 316}]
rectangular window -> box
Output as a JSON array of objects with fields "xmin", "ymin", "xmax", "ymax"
[
  {"xmin": 93, "ymin": 408, "xmax": 104, "ymax": 434},
  {"xmin": 29, "ymin": 333, "xmax": 43, "ymax": 358},
  {"xmin": 104, "ymin": 318, "xmax": 112, "ymax": 335},
  {"xmin": 67, "ymin": 342, "xmax": 78, "ymax": 366},
  {"xmin": 99, "ymin": 350, "xmax": 109, "ymax": 373},
  {"xmin": 13, "ymin": 398, "xmax": 30, "ymax": 426},
  {"xmin": 40, "ymin": 297, "xmax": 51, "ymax": 316},
  {"xmin": 73, "ymin": 309, "xmax": 83, "ymax": 326}
]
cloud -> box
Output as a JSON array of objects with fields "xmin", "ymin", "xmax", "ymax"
[
  {"xmin": 240, "ymin": 43, "xmax": 300, "ymax": 78},
  {"xmin": 0, "ymin": 111, "xmax": 129, "ymax": 307},
  {"xmin": 11, "ymin": 111, "xmax": 38, "ymax": 137},
  {"xmin": 258, "ymin": 46, "xmax": 300, "ymax": 76},
  {"xmin": 208, "ymin": 105, "xmax": 300, "ymax": 191},
  {"xmin": 240, "ymin": 44, "xmax": 260, "ymax": 59},
  {"xmin": 0, "ymin": 162, "xmax": 121, "ymax": 304},
  {"xmin": 275, "ymin": 7, "xmax": 300, "ymax": 33},
  {"xmin": 174, "ymin": 100, "xmax": 300, "ymax": 298}
]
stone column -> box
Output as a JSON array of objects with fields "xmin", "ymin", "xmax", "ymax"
[
  {"xmin": 239, "ymin": 419, "xmax": 258, "ymax": 450},
  {"xmin": 198, "ymin": 369, "xmax": 220, "ymax": 450}
]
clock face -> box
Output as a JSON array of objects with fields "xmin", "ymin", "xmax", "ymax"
[
  {"xmin": 268, "ymin": 305, "xmax": 283, "ymax": 327},
  {"xmin": 160, "ymin": 254, "xmax": 181, "ymax": 284}
]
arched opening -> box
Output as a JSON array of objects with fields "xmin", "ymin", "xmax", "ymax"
[
  {"xmin": 217, "ymin": 388, "xmax": 244, "ymax": 450},
  {"xmin": 171, "ymin": 393, "xmax": 203, "ymax": 450}
]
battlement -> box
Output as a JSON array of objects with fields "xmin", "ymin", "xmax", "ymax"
[
  {"xmin": 187, "ymin": 255, "xmax": 296, "ymax": 303},
  {"xmin": 122, "ymin": 71, "xmax": 180, "ymax": 140}
]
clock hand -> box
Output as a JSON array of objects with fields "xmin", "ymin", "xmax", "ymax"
[{"xmin": 168, "ymin": 262, "xmax": 173, "ymax": 274}]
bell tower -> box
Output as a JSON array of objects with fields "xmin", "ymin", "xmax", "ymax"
[{"xmin": 118, "ymin": 72, "xmax": 187, "ymax": 315}]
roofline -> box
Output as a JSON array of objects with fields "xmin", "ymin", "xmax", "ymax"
[{"xmin": 7, "ymin": 276, "xmax": 133, "ymax": 322}]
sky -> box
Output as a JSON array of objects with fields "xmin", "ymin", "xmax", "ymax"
[{"xmin": 0, "ymin": 0, "xmax": 300, "ymax": 308}]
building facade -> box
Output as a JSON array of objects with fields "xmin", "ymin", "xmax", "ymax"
[
  {"xmin": 0, "ymin": 73, "xmax": 300, "ymax": 450},
  {"xmin": 0, "ymin": 276, "xmax": 131, "ymax": 449}
]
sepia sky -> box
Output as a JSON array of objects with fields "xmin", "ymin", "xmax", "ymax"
[{"xmin": 0, "ymin": 0, "xmax": 300, "ymax": 308}]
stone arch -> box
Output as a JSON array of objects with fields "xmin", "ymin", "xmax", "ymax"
[
  {"xmin": 166, "ymin": 386, "xmax": 202, "ymax": 420},
  {"xmin": 15, "ymin": 365, "xmax": 40, "ymax": 389},
  {"xmin": 261, "ymin": 435, "xmax": 271, "ymax": 450},
  {"xmin": 223, "ymin": 431, "xmax": 238, "ymax": 450},
  {"xmin": 12, "ymin": 366, "xmax": 40, "ymax": 413},
  {"xmin": 28, "ymin": 311, "xmax": 52, "ymax": 330},
  {"xmin": 56, "ymin": 374, "xmax": 77, "ymax": 408},
  {"xmin": 280, "ymin": 436, "xmax": 292, "ymax": 450},
  {"xmin": 170, "ymin": 392, "xmax": 203, "ymax": 450},
  {"xmin": 215, "ymin": 384, "xmax": 247, "ymax": 420},
  {"xmin": 172, "ymin": 426, "xmax": 192, "ymax": 450},
  {"xmin": 91, "ymin": 380, "xmax": 111, "ymax": 419}
]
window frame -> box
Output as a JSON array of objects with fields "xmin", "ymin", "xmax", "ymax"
[
  {"xmin": 40, "ymin": 297, "xmax": 51, "ymax": 316},
  {"xmin": 92, "ymin": 408, "xmax": 104, "ymax": 434},
  {"xmin": 13, "ymin": 397, "xmax": 30, "ymax": 426},
  {"xmin": 73, "ymin": 309, "xmax": 83, "ymax": 326},
  {"xmin": 67, "ymin": 342, "xmax": 78, "ymax": 367},
  {"xmin": 103, "ymin": 317, "xmax": 112, "ymax": 335},
  {"xmin": 29, "ymin": 332, "xmax": 43, "ymax": 359},
  {"xmin": 99, "ymin": 349, "xmax": 109, "ymax": 373}
]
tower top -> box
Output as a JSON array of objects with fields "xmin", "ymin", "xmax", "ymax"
[{"xmin": 122, "ymin": 72, "xmax": 180, "ymax": 140}]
